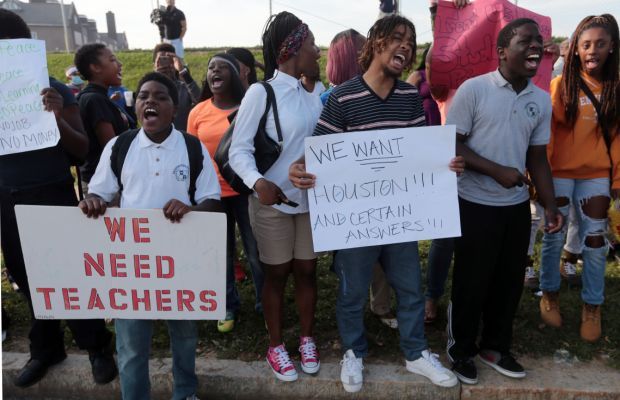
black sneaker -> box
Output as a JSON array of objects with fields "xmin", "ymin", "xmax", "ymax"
[
  {"xmin": 451, "ymin": 358, "xmax": 478, "ymax": 385},
  {"xmin": 88, "ymin": 343, "xmax": 118, "ymax": 384},
  {"xmin": 478, "ymin": 350, "xmax": 525, "ymax": 379}
]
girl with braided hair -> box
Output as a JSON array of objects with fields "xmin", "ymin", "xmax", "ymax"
[
  {"xmin": 540, "ymin": 14, "xmax": 620, "ymax": 343},
  {"xmin": 229, "ymin": 11, "xmax": 322, "ymax": 381}
]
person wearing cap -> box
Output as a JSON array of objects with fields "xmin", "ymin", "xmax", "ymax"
[{"xmin": 65, "ymin": 66, "xmax": 84, "ymax": 96}]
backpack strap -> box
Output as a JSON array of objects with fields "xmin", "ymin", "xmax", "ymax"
[
  {"xmin": 110, "ymin": 129, "xmax": 141, "ymax": 196},
  {"xmin": 180, "ymin": 132, "xmax": 204, "ymax": 206},
  {"xmin": 579, "ymin": 78, "xmax": 611, "ymax": 149},
  {"xmin": 579, "ymin": 78, "xmax": 613, "ymax": 182},
  {"xmin": 257, "ymin": 81, "xmax": 283, "ymax": 146}
]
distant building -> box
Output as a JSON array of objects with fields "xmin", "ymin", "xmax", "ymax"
[{"xmin": 0, "ymin": 0, "xmax": 128, "ymax": 51}]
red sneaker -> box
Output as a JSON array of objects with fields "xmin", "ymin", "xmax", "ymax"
[
  {"xmin": 299, "ymin": 336, "xmax": 320, "ymax": 374},
  {"xmin": 266, "ymin": 345, "xmax": 297, "ymax": 382}
]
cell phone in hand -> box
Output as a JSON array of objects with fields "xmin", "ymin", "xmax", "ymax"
[{"xmin": 158, "ymin": 55, "xmax": 172, "ymax": 68}]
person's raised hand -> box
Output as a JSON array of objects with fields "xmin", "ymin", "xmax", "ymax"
[
  {"xmin": 494, "ymin": 166, "xmax": 531, "ymax": 189},
  {"xmin": 289, "ymin": 162, "xmax": 316, "ymax": 189},
  {"xmin": 254, "ymin": 178, "xmax": 287, "ymax": 206},
  {"xmin": 78, "ymin": 196, "xmax": 108, "ymax": 219},
  {"xmin": 163, "ymin": 199, "xmax": 191, "ymax": 223},
  {"xmin": 40, "ymin": 87, "xmax": 64, "ymax": 119},
  {"xmin": 453, "ymin": 0, "xmax": 470, "ymax": 9},
  {"xmin": 449, "ymin": 156, "xmax": 465, "ymax": 175},
  {"xmin": 544, "ymin": 207, "xmax": 564, "ymax": 234},
  {"xmin": 543, "ymin": 39, "xmax": 561, "ymax": 64}
]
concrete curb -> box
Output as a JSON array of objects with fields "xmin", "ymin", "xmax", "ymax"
[{"xmin": 3, "ymin": 352, "xmax": 620, "ymax": 399}]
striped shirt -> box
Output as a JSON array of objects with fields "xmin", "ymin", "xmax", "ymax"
[{"xmin": 313, "ymin": 76, "xmax": 426, "ymax": 136}]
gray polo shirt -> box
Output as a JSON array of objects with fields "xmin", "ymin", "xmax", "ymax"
[{"xmin": 446, "ymin": 70, "xmax": 551, "ymax": 206}]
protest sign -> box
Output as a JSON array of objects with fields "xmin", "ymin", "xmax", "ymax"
[
  {"xmin": 0, "ymin": 39, "xmax": 59, "ymax": 156},
  {"xmin": 304, "ymin": 126, "xmax": 460, "ymax": 252},
  {"xmin": 431, "ymin": 0, "xmax": 552, "ymax": 94},
  {"xmin": 15, "ymin": 206, "xmax": 226, "ymax": 320}
]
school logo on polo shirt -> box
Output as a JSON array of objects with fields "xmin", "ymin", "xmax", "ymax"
[
  {"xmin": 173, "ymin": 164, "xmax": 190, "ymax": 181},
  {"xmin": 525, "ymin": 102, "xmax": 540, "ymax": 119}
]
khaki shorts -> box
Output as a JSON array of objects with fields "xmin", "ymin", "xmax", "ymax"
[{"xmin": 248, "ymin": 196, "xmax": 316, "ymax": 264}]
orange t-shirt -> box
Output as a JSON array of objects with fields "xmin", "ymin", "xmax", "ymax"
[
  {"xmin": 547, "ymin": 74, "xmax": 620, "ymax": 189},
  {"xmin": 187, "ymin": 99, "xmax": 239, "ymax": 197}
]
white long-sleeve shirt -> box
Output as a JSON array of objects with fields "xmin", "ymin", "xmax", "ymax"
[{"xmin": 229, "ymin": 70, "xmax": 323, "ymax": 214}]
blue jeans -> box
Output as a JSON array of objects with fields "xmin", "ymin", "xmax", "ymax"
[
  {"xmin": 115, "ymin": 319, "xmax": 198, "ymax": 400},
  {"xmin": 426, "ymin": 238, "xmax": 454, "ymax": 300},
  {"xmin": 540, "ymin": 178, "xmax": 609, "ymax": 304},
  {"xmin": 334, "ymin": 242, "xmax": 427, "ymax": 361},
  {"xmin": 223, "ymin": 195, "xmax": 264, "ymax": 313}
]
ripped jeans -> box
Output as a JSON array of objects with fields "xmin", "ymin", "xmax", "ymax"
[{"xmin": 540, "ymin": 178, "xmax": 609, "ymax": 304}]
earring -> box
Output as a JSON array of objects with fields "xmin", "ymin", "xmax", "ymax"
[{"xmin": 611, "ymin": 50, "xmax": 614, "ymax": 53}]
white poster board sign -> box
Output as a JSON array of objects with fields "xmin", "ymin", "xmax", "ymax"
[
  {"xmin": 0, "ymin": 39, "xmax": 60, "ymax": 155},
  {"xmin": 305, "ymin": 126, "xmax": 461, "ymax": 252},
  {"xmin": 15, "ymin": 206, "xmax": 226, "ymax": 320}
]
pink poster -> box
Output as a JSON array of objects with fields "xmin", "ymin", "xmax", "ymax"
[{"xmin": 430, "ymin": 0, "xmax": 553, "ymax": 93}]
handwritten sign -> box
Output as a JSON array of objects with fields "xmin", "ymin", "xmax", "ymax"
[
  {"xmin": 304, "ymin": 126, "xmax": 461, "ymax": 252},
  {"xmin": 15, "ymin": 206, "xmax": 226, "ymax": 320},
  {"xmin": 431, "ymin": 0, "xmax": 552, "ymax": 93},
  {"xmin": 0, "ymin": 39, "xmax": 59, "ymax": 155}
]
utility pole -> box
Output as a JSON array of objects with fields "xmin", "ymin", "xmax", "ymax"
[
  {"xmin": 59, "ymin": 0, "xmax": 70, "ymax": 52},
  {"xmin": 269, "ymin": 0, "xmax": 272, "ymax": 16}
]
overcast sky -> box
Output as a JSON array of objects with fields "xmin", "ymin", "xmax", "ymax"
[{"xmin": 67, "ymin": 0, "xmax": 620, "ymax": 49}]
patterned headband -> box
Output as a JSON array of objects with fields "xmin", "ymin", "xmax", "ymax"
[
  {"xmin": 276, "ymin": 23, "xmax": 310, "ymax": 65},
  {"xmin": 210, "ymin": 56, "xmax": 240, "ymax": 76}
]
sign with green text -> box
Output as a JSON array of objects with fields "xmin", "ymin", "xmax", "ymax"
[{"xmin": 0, "ymin": 39, "xmax": 60, "ymax": 155}]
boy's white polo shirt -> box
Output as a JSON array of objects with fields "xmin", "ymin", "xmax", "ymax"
[{"xmin": 88, "ymin": 127, "xmax": 221, "ymax": 209}]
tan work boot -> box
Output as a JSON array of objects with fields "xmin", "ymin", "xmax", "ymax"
[
  {"xmin": 580, "ymin": 303, "xmax": 601, "ymax": 342},
  {"xmin": 540, "ymin": 291, "xmax": 562, "ymax": 328}
]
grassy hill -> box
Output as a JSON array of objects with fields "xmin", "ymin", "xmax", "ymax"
[
  {"xmin": 47, "ymin": 49, "xmax": 325, "ymax": 92},
  {"xmin": 46, "ymin": 46, "xmax": 426, "ymax": 92}
]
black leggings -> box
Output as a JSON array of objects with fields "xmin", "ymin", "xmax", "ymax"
[{"xmin": 448, "ymin": 198, "xmax": 530, "ymax": 360}]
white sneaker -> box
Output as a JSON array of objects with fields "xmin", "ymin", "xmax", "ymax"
[
  {"xmin": 340, "ymin": 349, "xmax": 364, "ymax": 393},
  {"xmin": 406, "ymin": 350, "xmax": 458, "ymax": 387}
]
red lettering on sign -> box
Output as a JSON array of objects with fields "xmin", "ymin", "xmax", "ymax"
[
  {"xmin": 199, "ymin": 290, "xmax": 217, "ymax": 312},
  {"xmin": 104, "ymin": 216, "xmax": 126, "ymax": 242},
  {"xmin": 132, "ymin": 218, "xmax": 151, "ymax": 243},
  {"xmin": 36, "ymin": 288, "xmax": 55, "ymax": 310},
  {"xmin": 131, "ymin": 289, "xmax": 151, "ymax": 311},
  {"xmin": 156, "ymin": 290, "xmax": 172, "ymax": 311},
  {"xmin": 110, "ymin": 289, "xmax": 127, "ymax": 310},
  {"xmin": 62, "ymin": 288, "xmax": 80, "ymax": 310},
  {"xmin": 87, "ymin": 288, "xmax": 105, "ymax": 310},
  {"xmin": 177, "ymin": 290, "xmax": 195, "ymax": 311},
  {"xmin": 84, "ymin": 253, "xmax": 105, "ymax": 276},
  {"xmin": 156, "ymin": 255, "xmax": 174, "ymax": 278},
  {"xmin": 111, "ymin": 253, "xmax": 127, "ymax": 277},
  {"xmin": 133, "ymin": 254, "xmax": 150, "ymax": 278}
]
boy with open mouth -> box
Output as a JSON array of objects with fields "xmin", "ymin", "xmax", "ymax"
[{"xmin": 80, "ymin": 72, "xmax": 222, "ymax": 400}]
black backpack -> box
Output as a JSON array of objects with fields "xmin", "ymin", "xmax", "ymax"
[
  {"xmin": 214, "ymin": 81, "xmax": 283, "ymax": 195},
  {"xmin": 110, "ymin": 129, "xmax": 204, "ymax": 205}
]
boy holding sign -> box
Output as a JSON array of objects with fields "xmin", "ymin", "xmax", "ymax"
[
  {"xmin": 0, "ymin": 9, "xmax": 117, "ymax": 388},
  {"xmin": 290, "ymin": 15, "xmax": 463, "ymax": 393},
  {"xmin": 445, "ymin": 19, "xmax": 562, "ymax": 384},
  {"xmin": 79, "ymin": 72, "xmax": 221, "ymax": 400}
]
